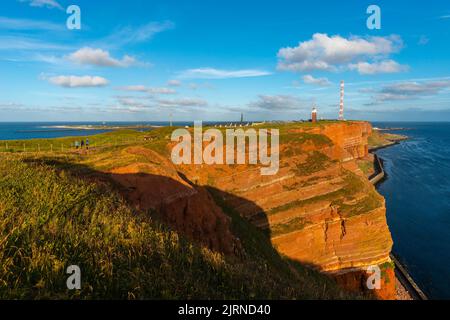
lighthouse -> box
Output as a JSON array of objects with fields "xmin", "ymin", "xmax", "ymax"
[{"xmin": 311, "ymin": 106, "xmax": 318, "ymax": 123}]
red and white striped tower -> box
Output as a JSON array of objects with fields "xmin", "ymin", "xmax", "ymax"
[{"xmin": 339, "ymin": 80, "xmax": 344, "ymax": 120}]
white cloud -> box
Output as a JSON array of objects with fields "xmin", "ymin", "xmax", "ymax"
[
  {"xmin": 68, "ymin": 47, "xmax": 142, "ymax": 68},
  {"xmin": 33, "ymin": 53, "xmax": 65, "ymax": 64},
  {"xmin": 382, "ymin": 80, "xmax": 450, "ymax": 95},
  {"xmin": 179, "ymin": 68, "xmax": 271, "ymax": 79},
  {"xmin": 277, "ymin": 33, "xmax": 404, "ymax": 73},
  {"xmin": 248, "ymin": 95, "xmax": 309, "ymax": 111},
  {"xmin": 48, "ymin": 76, "xmax": 109, "ymax": 88},
  {"xmin": 117, "ymin": 85, "xmax": 176, "ymax": 94},
  {"xmin": 101, "ymin": 21, "xmax": 175, "ymax": 47},
  {"xmin": 19, "ymin": 0, "xmax": 63, "ymax": 10},
  {"xmin": 0, "ymin": 16, "xmax": 63, "ymax": 31},
  {"xmin": 167, "ymin": 80, "xmax": 182, "ymax": 87},
  {"xmin": 121, "ymin": 21, "xmax": 174, "ymax": 43},
  {"xmin": 0, "ymin": 102, "xmax": 24, "ymax": 110},
  {"xmin": 115, "ymin": 97, "xmax": 153, "ymax": 110},
  {"xmin": 157, "ymin": 98, "xmax": 208, "ymax": 108},
  {"xmin": 0, "ymin": 36, "xmax": 68, "ymax": 50},
  {"xmin": 147, "ymin": 87, "xmax": 177, "ymax": 94},
  {"xmin": 349, "ymin": 60, "xmax": 408, "ymax": 75},
  {"xmin": 368, "ymin": 80, "xmax": 450, "ymax": 103},
  {"xmin": 302, "ymin": 74, "xmax": 331, "ymax": 86},
  {"xmin": 111, "ymin": 95, "xmax": 207, "ymax": 112},
  {"xmin": 187, "ymin": 82, "xmax": 214, "ymax": 90}
]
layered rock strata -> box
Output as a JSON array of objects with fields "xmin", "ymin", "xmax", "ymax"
[{"xmin": 96, "ymin": 121, "xmax": 395, "ymax": 299}]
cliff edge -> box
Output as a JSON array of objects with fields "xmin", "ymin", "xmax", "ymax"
[
  {"xmin": 175, "ymin": 121, "xmax": 395, "ymax": 299},
  {"xmin": 0, "ymin": 121, "xmax": 395, "ymax": 299}
]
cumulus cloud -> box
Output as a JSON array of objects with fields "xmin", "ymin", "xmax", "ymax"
[
  {"xmin": 19, "ymin": 0, "xmax": 63, "ymax": 10},
  {"xmin": 302, "ymin": 74, "xmax": 331, "ymax": 86},
  {"xmin": 117, "ymin": 85, "xmax": 176, "ymax": 94},
  {"xmin": 349, "ymin": 60, "xmax": 409, "ymax": 75},
  {"xmin": 382, "ymin": 80, "xmax": 450, "ymax": 95},
  {"xmin": 68, "ymin": 47, "xmax": 143, "ymax": 67},
  {"xmin": 179, "ymin": 68, "xmax": 271, "ymax": 79},
  {"xmin": 48, "ymin": 75, "xmax": 109, "ymax": 88},
  {"xmin": 248, "ymin": 95, "xmax": 309, "ymax": 111},
  {"xmin": 369, "ymin": 80, "xmax": 450, "ymax": 103},
  {"xmin": 277, "ymin": 33, "xmax": 405, "ymax": 74}
]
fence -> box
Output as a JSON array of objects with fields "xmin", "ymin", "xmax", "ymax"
[{"xmin": 0, "ymin": 136, "xmax": 143, "ymax": 155}]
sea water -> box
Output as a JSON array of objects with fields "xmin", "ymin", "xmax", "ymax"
[{"xmin": 374, "ymin": 122, "xmax": 450, "ymax": 299}]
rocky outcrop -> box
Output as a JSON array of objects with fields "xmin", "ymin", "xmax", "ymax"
[
  {"xmin": 97, "ymin": 122, "xmax": 395, "ymax": 299},
  {"xmin": 176, "ymin": 121, "xmax": 395, "ymax": 299},
  {"xmin": 108, "ymin": 147, "xmax": 239, "ymax": 255}
]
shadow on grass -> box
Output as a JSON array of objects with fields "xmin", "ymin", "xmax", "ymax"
[{"xmin": 18, "ymin": 157, "xmax": 367, "ymax": 300}]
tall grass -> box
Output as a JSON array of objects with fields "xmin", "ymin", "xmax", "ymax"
[{"xmin": 0, "ymin": 156, "xmax": 361, "ymax": 299}]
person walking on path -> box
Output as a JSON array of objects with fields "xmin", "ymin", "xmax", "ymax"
[
  {"xmin": 81, "ymin": 140, "xmax": 85, "ymax": 149},
  {"xmin": 86, "ymin": 138, "xmax": 90, "ymax": 150}
]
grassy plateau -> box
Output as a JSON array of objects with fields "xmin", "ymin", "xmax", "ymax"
[{"xmin": 0, "ymin": 126, "xmax": 364, "ymax": 300}]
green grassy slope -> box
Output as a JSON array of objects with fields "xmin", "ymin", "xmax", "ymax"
[
  {"xmin": 0, "ymin": 152, "xmax": 363, "ymax": 299},
  {"xmin": 368, "ymin": 130, "xmax": 407, "ymax": 149}
]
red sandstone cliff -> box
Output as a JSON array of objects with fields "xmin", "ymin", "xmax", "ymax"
[
  {"xmin": 175, "ymin": 121, "xmax": 395, "ymax": 299},
  {"xmin": 91, "ymin": 121, "xmax": 395, "ymax": 299}
]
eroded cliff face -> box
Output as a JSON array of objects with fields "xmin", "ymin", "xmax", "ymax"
[
  {"xmin": 176, "ymin": 121, "xmax": 395, "ymax": 299},
  {"xmin": 90, "ymin": 121, "xmax": 394, "ymax": 299},
  {"xmin": 107, "ymin": 147, "xmax": 239, "ymax": 255}
]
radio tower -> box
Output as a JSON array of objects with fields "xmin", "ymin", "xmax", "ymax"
[{"xmin": 339, "ymin": 80, "xmax": 345, "ymax": 121}]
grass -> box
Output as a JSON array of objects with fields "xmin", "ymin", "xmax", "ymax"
[
  {"xmin": 281, "ymin": 131, "xmax": 333, "ymax": 158},
  {"xmin": 368, "ymin": 130, "xmax": 407, "ymax": 149},
  {"xmin": 254, "ymin": 120, "xmax": 346, "ymax": 131},
  {"xmin": 0, "ymin": 123, "xmax": 379, "ymax": 299},
  {"xmin": 271, "ymin": 217, "xmax": 311, "ymax": 237},
  {"xmin": 0, "ymin": 130, "xmax": 147, "ymax": 154},
  {"xmin": 294, "ymin": 151, "xmax": 334, "ymax": 176},
  {"xmin": 380, "ymin": 261, "xmax": 395, "ymax": 284},
  {"xmin": 281, "ymin": 132, "xmax": 333, "ymax": 146},
  {"xmin": 267, "ymin": 171, "xmax": 383, "ymax": 219},
  {"xmin": 357, "ymin": 159, "xmax": 375, "ymax": 176},
  {"xmin": 0, "ymin": 154, "xmax": 362, "ymax": 299}
]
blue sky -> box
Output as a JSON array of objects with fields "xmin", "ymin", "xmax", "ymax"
[{"xmin": 1, "ymin": 0, "xmax": 450, "ymax": 121}]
